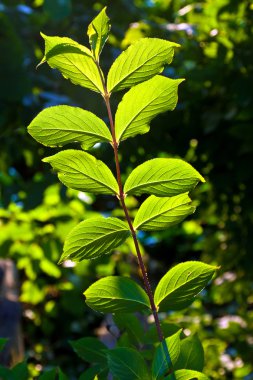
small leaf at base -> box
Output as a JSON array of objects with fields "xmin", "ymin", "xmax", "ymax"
[{"xmin": 87, "ymin": 7, "xmax": 111, "ymax": 60}]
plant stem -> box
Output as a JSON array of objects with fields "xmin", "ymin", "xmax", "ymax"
[
  {"xmin": 102, "ymin": 88, "xmax": 175, "ymax": 377},
  {"xmin": 95, "ymin": 58, "xmax": 175, "ymax": 376},
  {"xmin": 103, "ymin": 92, "xmax": 161, "ymax": 327}
]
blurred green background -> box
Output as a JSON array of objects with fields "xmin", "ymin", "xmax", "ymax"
[{"xmin": 0, "ymin": 0, "xmax": 253, "ymax": 378}]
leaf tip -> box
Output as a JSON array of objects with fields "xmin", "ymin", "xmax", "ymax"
[
  {"xmin": 42, "ymin": 156, "xmax": 50, "ymax": 163},
  {"xmin": 40, "ymin": 31, "xmax": 47, "ymax": 40}
]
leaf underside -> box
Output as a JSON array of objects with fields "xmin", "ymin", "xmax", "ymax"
[
  {"xmin": 84, "ymin": 276, "xmax": 150, "ymax": 313},
  {"xmin": 124, "ymin": 158, "xmax": 205, "ymax": 197},
  {"xmin": 154, "ymin": 261, "xmax": 218, "ymax": 311},
  {"xmin": 133, "ymin": 193, "xmax": 195, "ymax": 231},
  {"xmin": 40, "ymin": 34, "xmax": 104, "ymax": 93},
  {"xmin": 107, "ymin": 38, "xmax": 180, "ymax": 93},
  {"xmin": 115, "ymin": 75, "xmax": 184, "ymax": 142},
  {"xmin": 60, "ymin": 217, "xmax": 130, "ymax": 262},
  {"xmin": 43, "ymin": 149, "xmax": 118, "ymax": 195},
  {"xmin": 28, "ymin": 105, "xmax": 111, "ymax": 150}
]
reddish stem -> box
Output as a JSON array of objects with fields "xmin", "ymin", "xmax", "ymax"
[
  {"xmin": 104, "ymin": 91, "xmax": 164, "ymax": 342},
  {"xmin": 97, "ymin": 62, "xmax": 175, "ymax": 376}
]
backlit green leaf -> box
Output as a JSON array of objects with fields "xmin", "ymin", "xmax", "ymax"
[
  {"xmin": 115, "ymin": 76, "xmax": 184, "ymax": 142},
  {"xmin": 60, "ymin": 217, "xmax": 130, "ymax": 262},
  {"xmin": 28, "ymin": 105, "xmax": 111, "ymax": 150},
  {"xmin": 70, "ymin": 337, "xmax": 107, "ymax": 364},
  {"xmin": 84, "ymin": 276, "xmax": 150, "ymax": 313},
  {"xmin": 174, "ymin": 334, "xmax": 204, "ymax": 372},
  {"xmin": 134, "ymin": 193, "xmax": 195, "ymax": 231},
  {"xmin": 87, "ymin": 7, "xmax": 110, "ymax": 60},
  {"xmin": 107, "ymin": 38, "xmax": 179, "ymax": 93},
  {"xmin": 124, "ymin": 158, "xmax": 205, "ymax": 197},
  {"xmin": 152, "ymin": 330, "xmax": 182, "ymax": 380},
  {"xmin": 40, "ymin": 34, "xmax": 104, "ymax": 93},
  {"xmin": 107, "ymin": 347, "xmax": 150, "ymax": 380},
  {"xmin": 154, "ymin": 261, "xmax": 218, "ymax": 311},
  {"xmin": 165, "ymin": 369, "xmax": 209, "ymax": 380},
  {"xmin": 43, "ymin": 150, "xmax": 118, "ymax": 195}
]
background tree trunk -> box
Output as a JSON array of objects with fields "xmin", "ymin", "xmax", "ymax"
[{"xmin": 0, "ymin": 259, "xmax": 24, "ymax": 366}]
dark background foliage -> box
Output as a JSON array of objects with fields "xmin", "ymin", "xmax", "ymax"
[{"xmin": 0, "ymin": 0, "xmax": 252, "ymax": 378}]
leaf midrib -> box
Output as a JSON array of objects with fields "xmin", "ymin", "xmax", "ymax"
[
  {"xmin": 125, "ymin": 177, "xmax": 197, "ymax": 194},
  {"xmin": 36, "ymin": 126, "xmax": 110, "ymax": 140},
  {"xmin": 88, "ymin": 292, "xmax": 149, "ymax": 308}
]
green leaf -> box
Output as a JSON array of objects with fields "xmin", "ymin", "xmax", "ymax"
[
  {"xmin": 113, "ymin": 313, "xmax": 144, "ymax": 346},
  {"xmin": 60, "ymin": 217, "xmax": 130, "ymax": 262},
  {"xmin": 39, "ymin": 34, "xmax": 104, "ymax": 93},
  {"xmin": 124, "ymin": 158, "xmax": 205, "ymax": 197},
  {"xmin": 115, "ymin": 76, "xmax": 184, "ymax": 142},
  {"xmin": 154, "ymin": 261, "xmax": 218, "ymax": 312},
  {"xmin": 84, "ymin": 276, "xmax": 150, "ymax": 313},
  {"xmin": 43, "ymin": 150, "xmax": 118, "ymax": 195},
  {"xmin": 58, "ymin": 369, "xmax": 68, "ymax": 380},
  {"xmin": 12, "ymin": 362, "xmax": 29, "ymax": 380},
  {"xmin": 107, "ymin": 38, "xmax": 179, "ymax": 93},
  {"xmin": 87, "ymin": 7, "xmax": 110, "ymax": 60},
  {"xmin": 174, "ymin": 334, "xmax": 204, "ymax": 372},
  {"xmin": 107, "ymin": 347, "xmax": 150, "ymax": 380},
  {"xmin": 165, "ymin": 369, "xmax": 209, "ymax": 380},
  {"xmin": 38, "ymin": 368, "xmax": 57, "ymax": 380},
  {"xmin": 0, "ymin": 367, "xmax": 13, "ymax": 380},
  {"xmin": 152, "ymin": 330, "xmax": 182, "ymax": 380},
  {"xmin": 70, "ymin": 337, "xmax": 107, "ymax": 364},
  {"xmin": 144, "ymin": 322, "xmax": 181, "ymax": 345},
  {"xmin": 28, "ymin": 105, "xmax": 111, "ymax": 150},
  {"xmin": 134, "ymin": 193, "xmax": 195, "ymax": 231}
]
